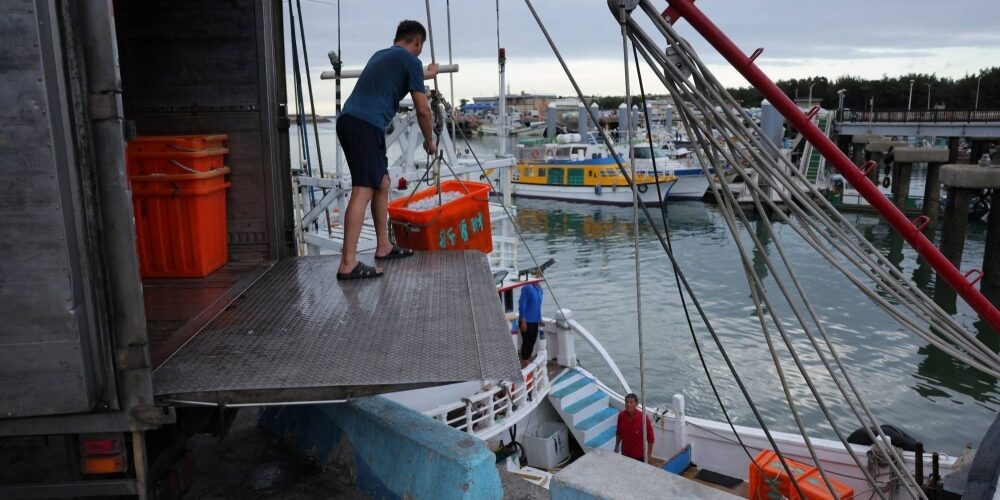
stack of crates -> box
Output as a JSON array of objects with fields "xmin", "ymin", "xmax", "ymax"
[
  {"xmin": 126, "ymin": 135, "xmax": 230, "ymax": 278},
  {"xmin": 748, "ymin": 449, "xmax": 854, "ymax": 500}
]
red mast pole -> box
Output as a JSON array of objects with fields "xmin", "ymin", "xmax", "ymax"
[{"xmin": 663, "ymin": 0, "xmax": 1000, "ymax": 335}]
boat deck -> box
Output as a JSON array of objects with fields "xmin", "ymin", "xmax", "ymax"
[{"xmin": 149, "ymin": 251, "xmax": 521, "ymax": 406}]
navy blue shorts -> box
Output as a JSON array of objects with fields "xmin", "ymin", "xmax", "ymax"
[{"xmin": 337, "ymin": 114, "xmax": 388, "ymax": 189}]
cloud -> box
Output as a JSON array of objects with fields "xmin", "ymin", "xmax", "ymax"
[{"xmin": 286, "ymin": 0, "xmax": 999, "ymax": 113}]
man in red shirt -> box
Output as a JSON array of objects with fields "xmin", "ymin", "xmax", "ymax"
[{"xmin": 614, "ymin": 393, "xmax": 654, "ymax": 463}]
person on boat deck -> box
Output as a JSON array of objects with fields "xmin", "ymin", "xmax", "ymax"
[
  {"xmin": 335, "ymin": 20, "xmax": 439, "ymax": 280},
  {"xmin": 517, "ymin": 278, "xmax": 544, "ymax": 368},
  {"xmin": 615, "ymin": 393, "xmax": 654, "ymax": 463}
]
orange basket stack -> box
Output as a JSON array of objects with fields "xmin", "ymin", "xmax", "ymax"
[
  {"xmin": 387, "ymin": 180, "xmax": 493, "ymax": 254},
  {"xmin": 748, "ymin": 450, "xmax": 854, "ymax": 500},
  {"xmin": 127, "ymin": 135, "xmax": 230, "ymax": 278}
]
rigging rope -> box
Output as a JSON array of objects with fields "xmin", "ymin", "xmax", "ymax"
[
  {"xmin": 616, "ymin": 2, "xmax": 649, "ymax": 465},
  {"xmin": 521, "ymin": 3, "xmax": 813, "ymax": 497}
]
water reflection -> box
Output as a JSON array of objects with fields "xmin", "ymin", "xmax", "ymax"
[{"xmin": 512, "ymin": 198, "xmax": 997, "ymax": 454}]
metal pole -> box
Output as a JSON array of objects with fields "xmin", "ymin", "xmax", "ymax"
[
  {"xmin": 976, "ymin": 76, "xmax": 982, "ymax": 110},
  {"xmin": 908, "ymin": 79, "xmax": 915, "ymax": 111},
  {"xmin": 808, "ymin": 82, "xmax": 815, "ymax": 108},
  {"xmin": 661, "ymin": 0, "xmax": 1000, "ymax": 334},
  {"xmin": 925, "ymin": 82, "xmax": 933, "ymax": 110}
]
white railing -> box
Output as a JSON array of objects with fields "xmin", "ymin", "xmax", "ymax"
[{"xmin": 423, "ymin": 349, "xmax": 550, "ymax": 440}]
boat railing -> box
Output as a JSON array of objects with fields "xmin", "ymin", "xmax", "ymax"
[{"xmin": 422, "ymin": 348, "xmax": 550, "ymax": 439}]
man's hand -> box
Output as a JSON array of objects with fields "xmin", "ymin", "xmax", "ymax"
[
  {"xmin": 423, "ymin": 138, "xmax": 437, "ymax": 156},
  {"xmin": 425, "ymin": 63, "xmax": 440, "ymax": 79},
  {"xmin": 519, "ymin": 319, "xmax": 527, "ymax": 333}
]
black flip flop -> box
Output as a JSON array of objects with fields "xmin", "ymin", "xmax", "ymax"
[
  {"xmin": 375, "ymin": 245, "xmax": 415, "ymax": 261},
  {"xmin": 336, "ymin": 262, "xmax": 383, "ymax": 280}
]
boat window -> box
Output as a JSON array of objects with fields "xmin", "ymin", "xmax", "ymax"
[
  {"xmin": 634, "ymin": 147, "xmax": 666, "ymax": 159},
  {"xmin": 555, "ymin": 147, "xmax": 571, "ymax": 157},
  {"xmin": 538, "ymin": 168, "xmax": 546, "ymax": 176},
  {"xmin": 572, "ymin": 147, "xmax": 587, "ymax": 156}
]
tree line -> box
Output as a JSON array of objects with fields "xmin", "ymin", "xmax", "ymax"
[{"xmin": 583, "ymin": 66, "xmax": 999, "ymax": 111}]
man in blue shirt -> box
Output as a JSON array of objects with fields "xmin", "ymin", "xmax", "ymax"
[
  {"xmin": 518, "ymin": 279, "xmax": 544, "ymax": 367},
  {"xmin": 336, "ymin": 20, "xmax": 438, "ymax": 280}
]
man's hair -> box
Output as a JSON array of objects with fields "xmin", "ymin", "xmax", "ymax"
[
  {"xmin": 394, "ymin": 20, "xmax": 427, "ymax": 43},
  {"xmin": 625, "ymin": 393, "xmax": 638, "ymax": 403}
]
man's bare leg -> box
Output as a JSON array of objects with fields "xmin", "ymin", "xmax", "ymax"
[
  {"xmin": 372, "ymin": 174, "xmax": 394, "ymax": 257},
  {"xmin": 339, "ymin": 186, "xmax": 380, "ymax": 274}
]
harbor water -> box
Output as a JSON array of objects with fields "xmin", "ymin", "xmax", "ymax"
[{"xmin": 292, "ymin": 124, "xmax": 996, "ymax": 456}]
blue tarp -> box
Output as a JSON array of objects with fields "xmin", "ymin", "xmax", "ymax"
[{"xmin": 462, "ymin": 102, "xmax": 496, "ymax": 111}]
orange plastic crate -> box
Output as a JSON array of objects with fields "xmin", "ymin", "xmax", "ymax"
[
  {"xmin": 749, "ymin": 450, "xmax": 854, "ymax": 500},
  {"xmin": 128, "ymin": 134, "xmax": 228, "ymax": 153},
  {"xmin": 387, "ymin": 180, "xmax": 493, "ymax": 254},
  {"xmin": 126, "ymin": 148, "xmax": 228, "ymax": 176},
  {"xmin": 129, "ymin": 167, "xmax": 231, "ymax": 278}
]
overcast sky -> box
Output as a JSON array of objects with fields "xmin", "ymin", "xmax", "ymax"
[{"xmin": 285, "ymin": 0, "xmax": 1000, "ymax": 114}]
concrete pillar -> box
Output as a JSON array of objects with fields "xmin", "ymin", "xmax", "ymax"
[
  {"xmin": 893, "ymin": 162, "xmax": 912, "ymax": 210},
  {"xmin": 922, "ymin": 162, "xmax": 943, "ymax": 238},
  {"xmin": 947, "ymin": 137, "xmax": 960, "ymax": 164},
  {"xmin": 760, "ymin": 99, "xmax": 784, "ymax": 146},
  {"xmin": 617, "ymin": 102, "xmax": 627, "ymax": 142},
  {"xmin": 664, "ymin": 105, "xmax": 674, "ymax": 132},
  {"xmin": 577, "ymin": 103, "xmax": 588, "ymax": 136},
  {"xmin": 546, "ymin": 103, "xmax": 557, "ymax": 139},
  {"xmin": 985, "ymin": 189, "xmax": 1000, "ymax": 294},
  {"xmin": 939, "ymin": 166, "xmax": 1000, "ymax": 295},
  {"xmin": 870, "ymin": 151, "xmax": 885, "ymax": 185},
  {"xmin": 970, "ymin": 140, "xmax": 988, "ymax": 164},
  {"xmin": 939, "ymin": 186, "xmax": 972, "ymax": 269}
]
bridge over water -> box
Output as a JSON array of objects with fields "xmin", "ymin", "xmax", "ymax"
[{"xmin": 835, "ymin": 109, "xmax": 1000, "ymax": 139}]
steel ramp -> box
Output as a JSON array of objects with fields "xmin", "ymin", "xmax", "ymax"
[{"xmin": 153, "ymin": 251, "xmax": 521, "ymax": 406}]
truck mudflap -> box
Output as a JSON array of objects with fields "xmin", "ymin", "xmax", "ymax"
[{"xmin": 152, "ymin": 251, "xmax": 522, "ymax": 406}]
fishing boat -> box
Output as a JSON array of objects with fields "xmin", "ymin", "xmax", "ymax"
[
  {"xmin": 512, "ymin": 136, "xmax": 677, "ymax": 206},
  {"xmin": 628, "ymin": 142, "xmax": 710, "ymax": 200}
]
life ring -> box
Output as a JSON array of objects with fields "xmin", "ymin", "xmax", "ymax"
[
  {"xmin": 531, "ymin": 149, "xmax": 540, "ymax": 159},
  {"xmin": 882, "ymin": 176, "xmax": 891, "ymax": 188},
  {"xmin": 637, "ymin": 183, "xmax": 648, "ymax": 193}
]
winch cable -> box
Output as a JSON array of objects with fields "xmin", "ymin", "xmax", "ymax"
[
  {"xmin": 616, "ymin": 3, "xmax": 649, "ymax": 465},
  {"xmin": 294, "ymin": 0, "xmax": 334, "ymax": 236},
  {"xmin": 287, "ymin": 1, "xmax": 319, "ymax": 231},
  {"xmin": 627, "ymin": 19, "xmax": 1000, "ymax": 375},
  {"xmin": 623, "ymin": 10, "xmax": 999, "ymax": 374},
  {"xmin": 628, "ymin": 28, "xmax": 921, "ymax": 497},
  {"xmin": 626, "ymin": 21, "xmax": 922, "ymax": 498},
  {"xmin": 633, "ymin": 42, "xmax": 791, "ymax": 483},
  {"xmin": 522, "ymin": 2, "xmax": 812, "ymax": 495},
  {"xmin": 629, "ymin": 3, "xmax": 991, "ymax": 362},
  {"xmin": 446, "ymin": 0, "xmax": 456, "ymax": 151}
]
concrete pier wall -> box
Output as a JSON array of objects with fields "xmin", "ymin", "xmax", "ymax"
[{"xmin": 260, "ymin": 397, "xmax": 503, "ymax": 500}]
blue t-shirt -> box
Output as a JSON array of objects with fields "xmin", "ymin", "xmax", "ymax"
[
  {"xmin": 518, "ymin": 284, "xmax": 544, "ymax": 323},
  {"xmin": 341, "ymin": 46, "xmax": 425, "ymax": 130}
]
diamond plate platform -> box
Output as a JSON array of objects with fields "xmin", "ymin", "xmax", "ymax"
[{"xmin": 152, "ymin": 251, "xmax": 521, "ymax": 405}]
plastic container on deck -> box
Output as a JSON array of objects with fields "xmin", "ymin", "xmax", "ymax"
[
  {"xmin": 387, "ymin": 180, "xmax": 493, "ymax": 254},
  {"xmin": 523, "ymin": 422, "xmax": 570, "ymax": 470},
  {"xmin": 127, "ymin": 134, "xmax": 228, "ymax": 176},
  {"xmin": 129, "ymin": 167, "xmax": 231, "ymax": 278},
  {"xmin": 748, "ymin": 449, "xmax": 854, "ymax": 500}
]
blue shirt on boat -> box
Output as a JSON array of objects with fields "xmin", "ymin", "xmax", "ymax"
[
  {"xmin": 518, "ymin": 283, "xmax": 544, "ymax": 324},
  {"xmin": 341, "ymin": 45, "xmax": 425, "ymax": 130}
]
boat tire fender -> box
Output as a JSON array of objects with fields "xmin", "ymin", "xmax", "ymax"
[
  {"xmin": 846, "ymin": 424, "xmax": 919, "ymax": 451},
  {"xmin": 637, "ymin": 183, "xmax": 648, "ymax": 193}
]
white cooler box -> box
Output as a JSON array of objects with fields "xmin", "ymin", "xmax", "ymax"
[{"xmin": 523, "ymin": 421, "xmax": 570, "ymax": 469}]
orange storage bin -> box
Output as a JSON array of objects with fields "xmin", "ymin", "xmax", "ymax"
[
  {"xmin": 128, "ymin": 134, "xmax": 228, "ymax": 153},
  {"xmin": 127, "ymin": 134, "xmax": 228, "ymax": 176},
  {"xmin": 129, "ymin": 167, "xmax": 231, "ymax": 278},
  {"xmin": 749, "ymin": 450, "xmax": 854, "ymax": 500},
  {"xmin": 126, "ymin": 148, "xmax": 229, "ymax": 176},
  {"xmin": 387, "ymin": 180, "xmax": 493, "ymax": 254}
]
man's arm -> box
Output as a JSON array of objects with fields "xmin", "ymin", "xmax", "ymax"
[
  {"xmin": 410, "ymin": 91, "xmax": 436, "ymax": 155},
  {"xmin": 423, "ymin": 62, "xmax": 439, "ymax": 80},
  {"xmin": 614, "ymin": 414, "xmax": 622, "ymax": 453},
  {"xmin": 645, "ymin": 415, "xmax": 655, "ymax": 462},
  {"xmin": 518, "ymin": 290, "xmax": 527, "ymax": 332}
]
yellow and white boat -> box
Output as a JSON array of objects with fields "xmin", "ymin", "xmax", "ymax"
[{"xmin": 513, "ymin": 137, "xmax": 676, "ymax": 206}]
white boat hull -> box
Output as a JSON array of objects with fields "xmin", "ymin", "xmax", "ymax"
[{"xmin": 513, "ymin": 181, "xmax": 673, "ymax": 206}]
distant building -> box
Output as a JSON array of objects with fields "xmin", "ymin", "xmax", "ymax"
[{"xmin": 471, "ymin": 92, "xmax": 557, "ymax": 119}]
